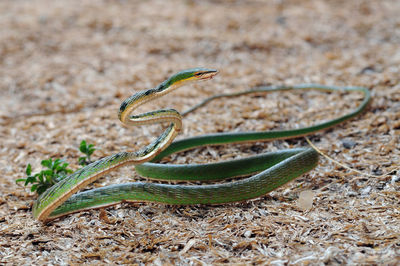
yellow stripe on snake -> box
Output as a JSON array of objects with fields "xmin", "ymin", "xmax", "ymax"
[{"xmin": 32, "ymin": 68, "xmax": 371, "ymax": 222}]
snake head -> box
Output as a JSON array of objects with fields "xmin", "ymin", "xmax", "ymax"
[
  {"xmin": 168, "ymin": 68, "xmax": 218, "ymax": 85},
  {"xmin": 192, "ymin": 68, "xmax": 219, "ymax": 80}
]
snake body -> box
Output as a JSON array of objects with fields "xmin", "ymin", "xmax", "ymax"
[{"xmin": 32, "ymin": 68, "xmax": 371, "ymax": 222}]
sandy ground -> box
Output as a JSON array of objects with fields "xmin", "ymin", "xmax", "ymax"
[{"xmin": 0, "ymin": 0, "xmax": 399, "ymax": 264}]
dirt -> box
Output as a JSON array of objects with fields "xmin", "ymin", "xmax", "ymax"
[{"xmin": 0, "ymin": 0, "xmax": 399, "ymax": 264}]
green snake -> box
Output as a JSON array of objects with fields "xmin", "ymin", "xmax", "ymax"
[{"xmin": 32, "ymin": 68, "xmax": 371, "ymax": 222}]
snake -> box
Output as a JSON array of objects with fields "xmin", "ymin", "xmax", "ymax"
[{"xmin": 32, "ymin": 68, "xmax": 371, "ymax": 222}]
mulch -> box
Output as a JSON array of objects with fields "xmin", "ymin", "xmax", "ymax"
[{"xmin": 0, "ymin": 0, "xmax": 399, "ymax": 264}]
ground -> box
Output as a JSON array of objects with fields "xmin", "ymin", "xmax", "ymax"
[{"xmin": 0, "ymin": 0, "xmax": 399, "ymax": 264}]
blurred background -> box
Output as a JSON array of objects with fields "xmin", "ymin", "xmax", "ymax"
[{"xmin": 2, "ymin": 0, "xmax": 398, "ymax": 118}]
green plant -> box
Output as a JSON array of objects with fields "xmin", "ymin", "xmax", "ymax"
[
  {"xmin": 16, "ymin": 159, "xmax": 73, "ymax": 195},
  {"xmin": 16, "ymin": 140, "xmax": 97, "ymax": 195},
  {"xmin": 78, "ymin": 140, "xmax": 96, "ymax": 166}
]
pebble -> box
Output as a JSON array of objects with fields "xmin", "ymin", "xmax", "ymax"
[{"xmin": 341, "ymin": 139, "xmax": 357, "ymax": 149}]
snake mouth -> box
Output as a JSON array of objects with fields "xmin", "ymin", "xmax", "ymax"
[{"xmin": 198, "ymin": 70, "xmax": 218, "ymax": 80}]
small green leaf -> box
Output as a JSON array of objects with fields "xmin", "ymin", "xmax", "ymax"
[
  {"xmin": 26, "ymin": 164, "xmax": 32, "ymax": 175},
  {"xmin": 31, "ymin": 184, "xmax": 38, "ymax": 192},
  {"xmin": 16, "ymin": 178, "xmax": 27, "ymax": 184},
  {"xmin": 87, "ymin": 144, "xmax": 95, "ymax": 155},
  {"xmin": 64, "ymin": 168, "xmax": 73, "ymax": 174},
  {"xmin": 36, "ymin": 185, "xmax": 48, "ymax": 195},
  {"xmin": 24, "ymin": 178, "xmax": 31, "ymax": 186},
  {"xmin": 52, "ymin": 160, "xmax": 60, "ymax": 169},
  {"xmin": 45, "ymin": 174, "xmax": 53, "ymax": 183},
  {"xmin": 37, "ymin": 172, "xmax": 44, "ymax": 183},
  {"xmin": 80, "ymin": 140, "xmax": 88, "ymax": 153},
  {"xmin": 25, "ymin": 175, "xmax": 36, "ymax": 185},
  {"xmin": 43, "ymin": 169, "xmax": 53, "ymax": 176},
  {"xmin": 78, "ymin": 157, "xmax": 86, "ymax": 166},
  {"xmin": 60, "ymin": 162, "xmax": 69, "ymax": 169},
  {"xmin": 41, "ymin": 159, "xmax": 51, "ymax": 168},
  {"xmin": 56, "ymin": 164, "xmax": 65, "ymax": 172}
]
